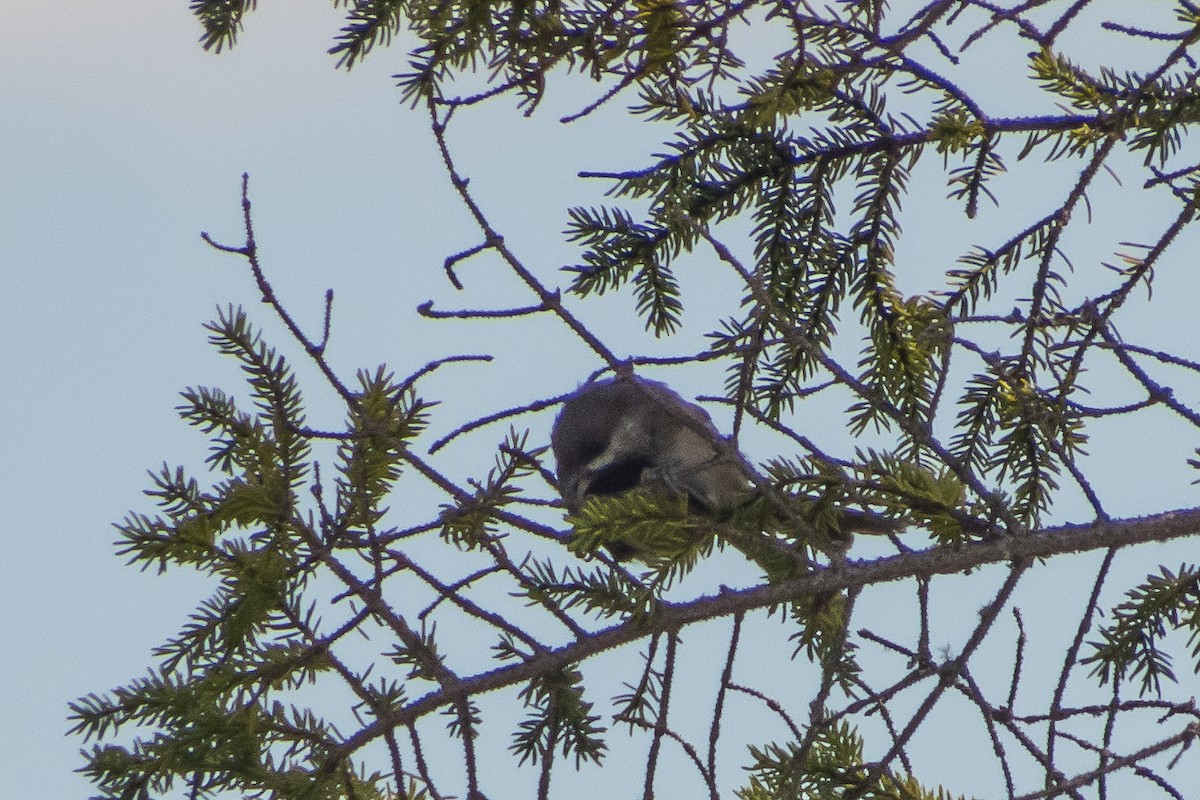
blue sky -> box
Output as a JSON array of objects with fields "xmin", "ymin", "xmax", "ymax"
[
  {"xmin": 4, "ymin": 2, "xmax": 1200, "ymax": 797},
  {"xmin": 0, "ymin": 4, "xmax": 699, "ymax": 795}
]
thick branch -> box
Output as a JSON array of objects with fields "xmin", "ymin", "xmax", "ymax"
[{"xmin": 320, "ymin": 506, "xmax": 1200, "ymax": 771}]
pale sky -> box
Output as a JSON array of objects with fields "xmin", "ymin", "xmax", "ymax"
[{"xmin": 3, "ymin": 2, "xmax": 1199, "ymax": 798}]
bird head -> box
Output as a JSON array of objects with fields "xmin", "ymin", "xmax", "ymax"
[{"xmin": 551, "ymin": 377, "xmax": 748, "ymax": 520}]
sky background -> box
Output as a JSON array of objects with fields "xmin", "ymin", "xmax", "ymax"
[{"xmin": 3, "ymin": 2, "xmax": 1199, "ymax": 798}]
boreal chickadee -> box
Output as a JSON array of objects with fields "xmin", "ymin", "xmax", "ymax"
[{"xmin": 551, "ymin": 376, "xmax": 749, "ymax": 559}]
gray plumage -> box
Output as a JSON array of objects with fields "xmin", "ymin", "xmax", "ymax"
[
  {"xmin": 551, "ymin": 377, "xmax": 749, "ymax": 522},
  {"xmin": 551, "ymin": 376, "xmax": 899, "ymax": 562}
]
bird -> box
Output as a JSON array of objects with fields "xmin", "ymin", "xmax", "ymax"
[
  {"xmin": 550, "ymin": 376, "xmax": 754, "ymax": 560},
  {"xmin": 551, "ymin": 375, "xmax": 899, "ymax": 564}
]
